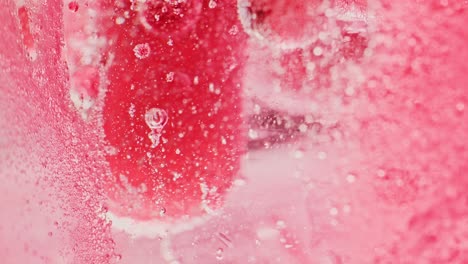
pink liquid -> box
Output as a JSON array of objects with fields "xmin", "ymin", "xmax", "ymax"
[{"xmin": 1, "ymin": 0, "xmax": 468, "ymax": 263}]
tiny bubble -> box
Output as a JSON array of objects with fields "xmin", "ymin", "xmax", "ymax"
[
  {"xmin": 313, "ymin": 46, "xmax": 323, "ymax": 56},
  {"xmin": 298, "ymin": 123, "xmax": 308, "ymax": 133},
  {"xmin": 209, "ymin": 0, "xmax": 217, "ymax": 9},
  {"xmin": 317, "ymin": 151, "xmax": 327, "ymax": 160},
  {"xmin": 377, "ymin": 169, "xmax": 386, "ymax": 178},
  {"xmin": 167, "ymin": 38, "xmax": 174, "ymax": 46},
  {"xmin": 248, "ymin": 129, "xmax": 258, "ymax": 139},
  {"xmin": 329, "ymin": 207, "xmax": 338, "ymax": 216},
  {"xmin": 115, "ymin": 17, "xmax": 125, "ymax": 25},
  {"xmin": 159, "ymin": 207, "xmax": 166, "ymax": 217},
  {"xmin": 346, "ymin": 173, "xmax": 356, "ymax": 183},
  {"xmin": 166, "ymin": 72, "xmax": 175, "ymax": 82}
]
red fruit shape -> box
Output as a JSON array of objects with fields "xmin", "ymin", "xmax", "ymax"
[{"xmin": 93, "ymin": 0, "xmax": 247, "ymax": 220}]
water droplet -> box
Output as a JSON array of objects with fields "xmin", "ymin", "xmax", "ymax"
[
  {"xmin": 133, "ymin": 43, "xmax": 151, "ymax": 59},
  {"xmin": 215, "ymin": 248, "xmax": 224, "ymax": 260},
  {"xmin": 145, "ymin": 108, "xmax": 168, "ymax": 130},
  {"xmin": 68, "ymin": 1, "xmax": 79, "ymax": 12}
]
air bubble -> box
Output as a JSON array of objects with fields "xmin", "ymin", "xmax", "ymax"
[
  {"xmin": 115, "ymin": 17, "xmax": 125, "ymax": 25},
  {"xmin": 377, "ymin": 169, "xmax": 386, "ymax": 178},
  {"xmin": 313, "ymin": 46, "xmax": 324, "ymax": 56},
  {"xmin": 209, "ymin": 0, "xmax": 217, "ymax": 9},
  {"xmin": 216, "ymin": 248, "xmax": 224, "ymax": 260},
  {"xmin": 145, "ymin": 108, "xmax": 168, "ymax": 130},
  {"xmin": 346, "ymin": 173, "xmax": 356, "ymax": 183},
  {"xmin": 145, "ymin": 108, "xmax": 168, "ymax": 148},
  {"xmin": 133, "ymin": 43, "xmax": 151, "ymax": 59},
  {"xmin": 166, "ymin": 72, "xmax": 175, "ymax": 82},
  {"xmin": 148, "ymin": 130, "xmax": 162, "ymax": 148},
  {"xmin": 237, "ymin": 0, "xmax": 327, "ymax": 49},
  {"xmin": 159, "ymin": 207, "xmax": 166, "ymax": 217},
  {"xmin": 329, "ymin": 207, "xmax": 339, "ymax": 216},
  {"xmin": 248, "ymin": 129, "xmax": 258, "ymax": 139}
]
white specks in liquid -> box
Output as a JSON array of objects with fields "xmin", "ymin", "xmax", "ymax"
[{"xmin": 128, "ymin": 103, "xmax": 136, "ymax": 118}]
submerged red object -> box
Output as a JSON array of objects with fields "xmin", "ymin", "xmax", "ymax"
[{"xmin": 77, "ymin": 0, "xmax": 247, "ymax": 220}]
